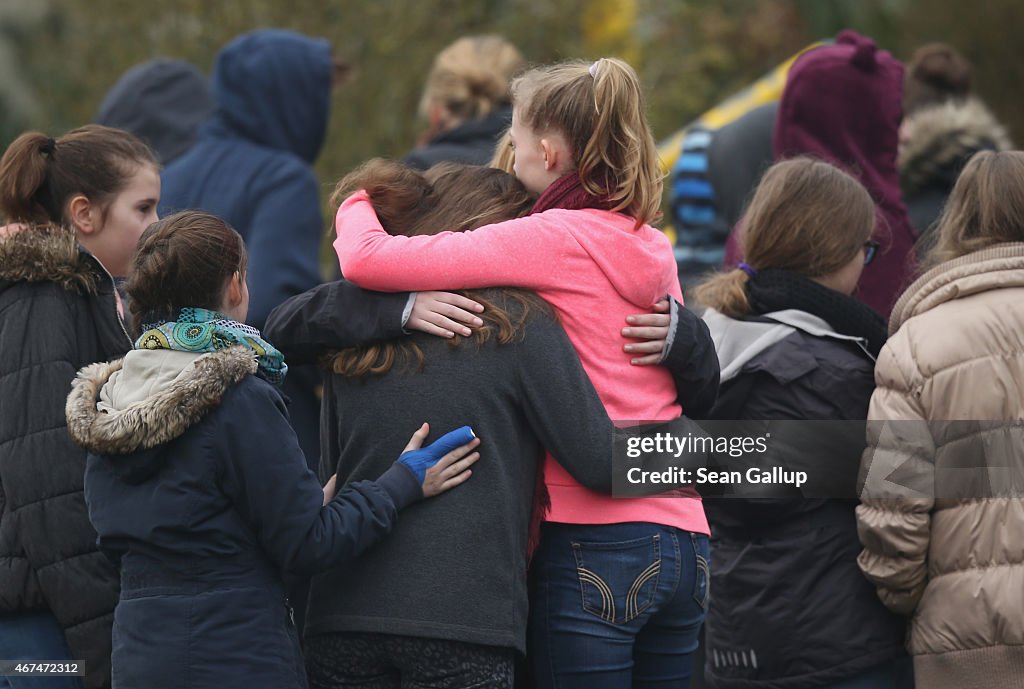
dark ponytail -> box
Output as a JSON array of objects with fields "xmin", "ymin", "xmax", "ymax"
[
  {"xmin": 0, "ymin": 132, "xmax": 54, "ymax": 223},
  {"xmin": 0, "ymin": 125, "xmax": 156, "ymax": 226},
  {"xmin": 126, "ymin": 211, "xmax": 247, "ymax": 338}
]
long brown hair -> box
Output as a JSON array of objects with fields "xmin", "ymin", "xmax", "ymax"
[
  {"xmin": 125, "ymin": 211, "xmax": 247, "ymax": 338},
  {"xmin": 0, "ymin": 125, "xmax": 157, "ymax": 226},
  {"xmin": 925, "ymin": 150, "xmax": 1024, "ymax": 268},
  {"xmin": 695, "ymin": 157, "xmax": 876, "ymax": 317},
  {"xmin": 329, "ymin": 159, "xmax": 543, "ymax": 377},
  {"xmin": 511, "ymin": 58, "xmax": 662, "ymax": 228}
]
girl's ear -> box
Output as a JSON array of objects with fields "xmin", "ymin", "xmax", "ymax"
[
  {"xmin": 68, "ymin": 194, "xmax": 99, "ymax": 235},
  {"xmin": 540, "ymin": 134, "xmax": 572, "ymax": 174},
  {"xmin": 226, "ymin": 271, "xmax": 244, "ymax": 307}
]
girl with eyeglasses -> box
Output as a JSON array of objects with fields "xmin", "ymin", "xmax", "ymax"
[{"xmin": 694, "ymin": 156, "xmax": 914, "ymax": 689}]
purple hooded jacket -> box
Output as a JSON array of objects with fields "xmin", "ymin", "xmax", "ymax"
[{"xmin": 725, "ymin": 30, "xmax": 918, "ymax": 318}]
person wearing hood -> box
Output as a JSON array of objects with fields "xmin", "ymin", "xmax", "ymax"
[
  {"xmin": 898, "ymin": 43, "xmax": 1012, "ymax": 244},
  {"xmin": 697, "ymin": 157, "xmax": 912, "ymax": 689},
  {"xmin": 65, "ymin": 210, "xmax": 480, "ymax": 689},
  {"xmin": 158, "ymin": 29, "xmax": 344, "ymax": 478},
  {"xmin": 0, "ymin": 125, "xmax": 160, "ymax": 689},
  {"xmin": 402, "ymin": 35, "xmax": 523, "ymax": 170},
  {"xmin": 724, "ymin": 30, "xmax": 919, "ymax": 320},
  {"xmin": 857, "ymin": 150, "xmax": 1024, "ymax": 689},
  {"xmin": 94, "ymin": 58, "xmax": 214, "ymax": 166}
]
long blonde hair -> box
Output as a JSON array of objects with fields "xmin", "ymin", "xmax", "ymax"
[
  {"xmin": 511, "ymin": 58, "xmax": 662, "ymax": 227},
  {"xmin": 695, "ymin": 157, "xmax": 876, "ymax": 317},
  {"xmin": 926, "ymin": 150, "xmax": 1024, "ymax": 268}
]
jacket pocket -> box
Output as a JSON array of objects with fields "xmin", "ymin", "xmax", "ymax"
[
  {"xmin": 691, "ymin": 532, "xmax": 710, "ymax": 611},
  {"xmin": 572, "ymin": 534, "xmax": 661, "ymax": 624}
]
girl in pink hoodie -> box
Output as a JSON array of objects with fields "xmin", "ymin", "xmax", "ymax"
[{"xmin": 335, "ymin": 58, "xmax": 712, "ymax": 687}]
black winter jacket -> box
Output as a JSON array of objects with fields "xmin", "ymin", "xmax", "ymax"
[
  {"xmin": 0, "ymin": 225, "xmax": 130, "ymax": 689},
  {"xmin": 701, "ymin": 308, "xmax": 908, "ymax": 689}
]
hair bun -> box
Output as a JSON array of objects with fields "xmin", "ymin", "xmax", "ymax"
[
  {"xmin": 911, "ymin": 44, "xmax": 971, "ymax": 93},
  {"xmin": 837, "ymin": 30, "xmax": 878, "ymax": 71}
]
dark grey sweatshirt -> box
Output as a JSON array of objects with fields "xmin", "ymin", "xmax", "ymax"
[{"xmin": 303, "ymin": 292, "xmax": 682, "ymax": 652}]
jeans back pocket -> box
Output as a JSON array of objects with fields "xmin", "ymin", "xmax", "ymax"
[
  {"xmin": 572, "ymin": 534, "xmax": 661, "ymax": 624},
  {"xmin": 691, "ymin": 532, "xmax": 710, "ymax": 611}
]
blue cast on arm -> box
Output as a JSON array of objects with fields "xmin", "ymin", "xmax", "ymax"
[{"xmin": 397, "ymin": 426, "xmax": 476, "ymax": 483}]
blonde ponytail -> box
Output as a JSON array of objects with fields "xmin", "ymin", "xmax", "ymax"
[
  {"xmin": 693, "ymin": 269, "xmax": 753, "ymax": 317},
  {"xmin": 511, "ymin": 58, "xmax": 662, "ymax": 228}
]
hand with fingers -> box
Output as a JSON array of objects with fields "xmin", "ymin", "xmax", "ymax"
[
  {"xmin": 407, "ymin": 292, "xmax": 485, "ymax": 339},
  {"xmin": 397, "ymin": 423, "xmax": 481, "ymax": 497},
  {"xmin": 622, "ymin": 297, "xmax": 671, "ymax": 366}
]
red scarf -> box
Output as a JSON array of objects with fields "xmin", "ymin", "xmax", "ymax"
[{"xmin": 530, "ymin": 171, "xmax": 617, "ymax": 214}]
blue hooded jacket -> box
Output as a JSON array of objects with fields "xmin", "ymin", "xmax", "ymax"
[
  {"xmin": 95, "ymin": 58, "xmax": 214, "ymax": 165},
  {"xmin": 159, "ymin": 29, "xmax": 333, "ymax": 470},
  {"xmin": 159, "ymin": 29, "xmax": 331, "ymax": 330}
]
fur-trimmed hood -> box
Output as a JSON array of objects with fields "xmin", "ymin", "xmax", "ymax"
[
  {"xmin": 66, "ymin": 347, "xmax": 257, "ymax": 472},
  {"xmin": 0, "ymin": 223, "xmax": 100, "ymax": 295},
  {"xmin": 899, "ymin": 97, "xmax": 1013, "ymax": 193}
]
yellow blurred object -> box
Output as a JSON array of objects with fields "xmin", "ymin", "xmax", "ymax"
[{"xmin": 582, "ymin": 0, "xmax": 639, "ymax": 66}]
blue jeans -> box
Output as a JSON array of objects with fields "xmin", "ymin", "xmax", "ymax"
[
  {"xmin": 529, "ymin": 522, "xmax": 709, "ymax": 689},
  {"xmin": 0, "ymin": 611, "xmax": 83, "ymax": 689}
]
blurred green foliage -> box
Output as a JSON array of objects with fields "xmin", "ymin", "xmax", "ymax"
[{"xmin": 2, "ymin": 0, "xmax": 1021, "ymax": 233}]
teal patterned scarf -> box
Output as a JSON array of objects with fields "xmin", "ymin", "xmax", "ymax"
[{"xmin": 136, "ymin": 307, "xmax": 288, "ymax": 385}]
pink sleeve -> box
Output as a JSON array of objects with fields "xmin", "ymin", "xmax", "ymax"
[{"xmin": 333, "ymin": 190, "xmax": 567, "ymax": 292}]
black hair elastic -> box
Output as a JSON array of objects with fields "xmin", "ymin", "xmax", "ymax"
[{"xmin": 39, "ymin": 138, "xmax": 57, "ymax": 156}]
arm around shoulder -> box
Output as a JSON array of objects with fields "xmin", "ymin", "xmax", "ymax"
[
  {"xmin": 333, "ymin": 191, "xmax": 565, "ymax": 292},
  {"xmin": 264, "ymin": 280, "xmax": 410, "ymax": 365}
]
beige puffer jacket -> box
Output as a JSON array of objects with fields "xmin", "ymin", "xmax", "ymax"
[{"xmin": 857, "ymin": 243, "xmax": 1024, "ymax": 689}]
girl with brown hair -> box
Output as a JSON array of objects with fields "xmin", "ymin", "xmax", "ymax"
[
  {"xmin": 64, "ymin": 209, "xmax": 479, "ymax": 689},
  {"xmin": 0, "ymin": 124, "xmax": 159, "ymax": 689},
  {"xmin": 331, "ymin": 59, "xmax": 717, "ymax": 686},
  {"xmin": 696, "ymin": 157, "xmax": 912, "ymax": 689},
  {"xmin": 858, "ymin": 150, "xmax": 1024, "ymax": 689}
]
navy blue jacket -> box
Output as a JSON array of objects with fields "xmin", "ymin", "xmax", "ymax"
[
  {"xmin": 67, "ymin": 347, "xmax": 420, "ymax": 689},
  {"xmin": 158, "ymin": 29, "xmax": 335, "ymax": 469}
]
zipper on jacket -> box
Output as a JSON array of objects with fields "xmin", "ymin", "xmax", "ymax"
[{"xmin": 90, "ymin": 253, "xmax": 133, "ymax": 348}]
